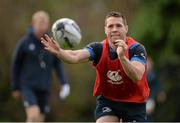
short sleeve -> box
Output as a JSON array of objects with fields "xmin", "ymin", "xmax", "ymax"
[
  {"xmin": 84, "ymin": 42, "xmax": 103, "ymax": 64},
  {"xmin": 129, "ymin": 44, "xmax": 147, "ymax": 65}
]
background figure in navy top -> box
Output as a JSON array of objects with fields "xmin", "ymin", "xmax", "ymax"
[
  {"xmin": 146, "ymin": 56, "xmax": 161, "ymax": 121},
  {"xmin": 11, "ymin": 11, "xmax": 70, "ymax": 122}
]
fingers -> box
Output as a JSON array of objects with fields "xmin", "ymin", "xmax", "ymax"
[
  {"xmin": 41, "ymin": 37, "xmax": 49, "ymax": 48},
  {"xmin": 40, "ymin": 34, "xmax": 61, "ymax": 55},
  {"xmin": 51, "ymin": 37, "xmax": 55, "ymax": 44},
  {"xmin": 41, "ymin": 39, "xmax": 51, "ymax": 51},
  {"xmin": 114, "ymin": 39, "xmax": 124, "ymax": 43},
  {"xmin": 114, "ymin": 39, "xmax": 126, "ymax": 48},
  {"xmin": 41, "ymin": 34, "xmax": 52, "ymax": 44},
  {"xmin": 41, "ymin": 34, "xmax": 54, "ymax": 47},
  {"xmin": 114, "ymin": 39, "xmax": 125, "ymax": 45},
  {"xmin": 44, "ymin": 34, "xmax": 52, "ymax": 42},
  {"xmin": 44, "ymin": 46, "xmax": 50, "ymax": 50},
  {"xmin": 51, "ymin": 37, "xmax": 58, "ymax": 46},
  {"xmin": 51, "ymin": 37, "xmax": 61, "ymax": 48}
]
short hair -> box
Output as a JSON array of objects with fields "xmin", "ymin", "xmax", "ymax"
[
  {"xmin": 105, "ymin": 11, "xmax": 127, "ymax": 26},
  {"xmin": 32, "ymin": 10, "xmax": 49, "ymax": 22}
]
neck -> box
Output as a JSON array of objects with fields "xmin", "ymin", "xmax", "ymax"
[{"xmin": 109, "ymin": 42, "xmax": 116, "ymax": 51}]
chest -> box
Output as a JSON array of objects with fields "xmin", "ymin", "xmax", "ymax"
[{"xmin": 24, "ymin": 42, "xmax": 53, "ymax": 62}]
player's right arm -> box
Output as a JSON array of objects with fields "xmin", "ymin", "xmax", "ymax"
[{"xmin": 41, "ymin": 34, "xmax": 90, "ymax": 64}]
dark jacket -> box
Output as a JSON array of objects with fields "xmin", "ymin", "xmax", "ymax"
[{"xmin": 11, "ymin": 28, "xmax": 68, "ymax": 91}]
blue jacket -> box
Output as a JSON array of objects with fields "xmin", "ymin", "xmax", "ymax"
[{"xmin": 11, "ymin": 28, "xmax": 68, "ymax": 91}]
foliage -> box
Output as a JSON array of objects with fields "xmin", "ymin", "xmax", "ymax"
[
  {"xmin": 130, "ymin": 0, "xmax": 180, "ymax": 121},
  {"xmin": 0, "ymin": 0, "xmax": 179, "ymax": 121}
]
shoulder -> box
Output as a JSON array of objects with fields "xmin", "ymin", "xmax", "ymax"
[
  {"xmin": 16, "ymin": 35, "xmax": 28, "ymax": 48},
  {"xmin": 129, "ymin": 43, "xmax": 146, "ymax": 53},
  {"xmin": 129, "ymin": 43, "xmax": 147, "ymax": 64},
  {"xmin": 85, "ymin": 41, "xmax": 103, "ymax": 62},
  {"xmin": 86, "ymin": 42, "xmax": 103, "ymax": 49},
  {"xmin": 16, "ymin": 33, "xmax": 35, "ymax": 51},
  {"xmin": 19, "ymin": 33, "xmax": 33, "ymax": 44},
  {"xmin": 85, "ymin": 41, "xmax": 103, "ymax": 55}
]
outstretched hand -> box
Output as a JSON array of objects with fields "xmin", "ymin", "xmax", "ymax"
[{"xmin": 41, "ymin": 34, "xmax": 61, "ymax": 55}]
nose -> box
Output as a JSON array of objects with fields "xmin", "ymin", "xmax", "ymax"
[{"xmin": 112, "ymin": 25, "xmax": 118, "ymax": 32}]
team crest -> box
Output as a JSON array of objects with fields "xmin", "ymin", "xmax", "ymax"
[{"xmin": 107, "ymin": 70, "xmax": 123, "ymax": 84}]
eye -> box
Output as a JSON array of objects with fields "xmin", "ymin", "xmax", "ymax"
[
  {"xmin": 107, "ymin": 24, "xmax": 113, "ymax": 28},
  {"xmin": 116, "ymin": 24, "xmax": 122, "ymax": 27}
]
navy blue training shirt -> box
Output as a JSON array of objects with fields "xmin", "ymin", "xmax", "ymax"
[
  {"xmin": 85, "ymin": 41, "xmax": 147, "ymax": 65},
  {"xmin": 11, "ymin": 28, "xmax": 68, "ymax": 91}
]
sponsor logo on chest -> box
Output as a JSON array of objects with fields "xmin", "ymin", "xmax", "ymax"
[{"xmin": 106, "ymin": 69, "xmax": 123, "ymax": 84}]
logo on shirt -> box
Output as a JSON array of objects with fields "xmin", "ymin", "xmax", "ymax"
[
  {"xmin": 140, "ymin": 53, "xmax": 146, "ymax": 60},
  {"xmin": 107, "ymin": 70, "xmax": 123, "ymax": 84},
  {"xmin": 23, "ymin": 101, "xmax": 30, "ymax": 107},
  {"xmin": 29, "ymin": 43, "xmax": 35, "ymax": 51},
  {"xmin": 134, "ymin": 53, "xmax": 146, "ymax": 60},
  {"xmin": 102, "ymin": 107, "xmax": 112, "ymax": 113}
]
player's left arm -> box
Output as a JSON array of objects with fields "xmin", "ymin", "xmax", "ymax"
[
  {"xmin": 53, "ymin": 57, "xmax": 69, "ymax": 85},
  {"xmin": 53, "ymin": 57, "xmax": 70, "ymax": 99},
  {"xmin": 41, "ymin": 34, "xmax": 90, "ymax": 64},
  {"xmin": 116, "ymin": 40, "xmax": 147, "ymax": 83}
]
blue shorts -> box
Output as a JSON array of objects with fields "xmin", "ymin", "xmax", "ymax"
[
  {"xmin": 95, "ymin": 96, "xmax": 147, "ymax": 122},
  {"xmin": 21, "ymin": 86, "xmax": 50, "ymax": 114}
]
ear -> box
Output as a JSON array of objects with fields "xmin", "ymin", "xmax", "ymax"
[
  {"xmin": 104, "ymin": 26, "xmax": 108, "ymax": 35},
  {"xmin": 125, "ymin": 25, "xmax": 128, "ymax": 34}
]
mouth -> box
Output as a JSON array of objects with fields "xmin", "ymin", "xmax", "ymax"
[
  {"xmin": 111, "ymin": 35, "xmax": 120, "ymax": 39},
  {"xmin": 110, "ymin": 33, "xmax": 122, "ymax": 39},
  {"xmin": 109, "ymin": 34, "xmax": 123, "ymax": 47}
]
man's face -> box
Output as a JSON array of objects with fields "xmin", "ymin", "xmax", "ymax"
[
  {"xmin": 105, "ymin": 17, "xmax": 128, "ymax": 48},
  {"xmin": 32, "ymin": 16, "xmax": 49, "ymax": 38}
]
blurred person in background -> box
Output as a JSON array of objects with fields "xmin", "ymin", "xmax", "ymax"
[
  {"xmin": 11, "ymin": 10, "xmax": 70, "ymax": 122},
  {"xmin": 146, "ymin": 56, "xmax": 167, "ymax": 121},
  {"xmin": 146, "ymin": 56, "xmax": 159, "ymax": 121},
  {"xmin": 41, "ymin": 11, "xmax": 149, "ymax": 122}
]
